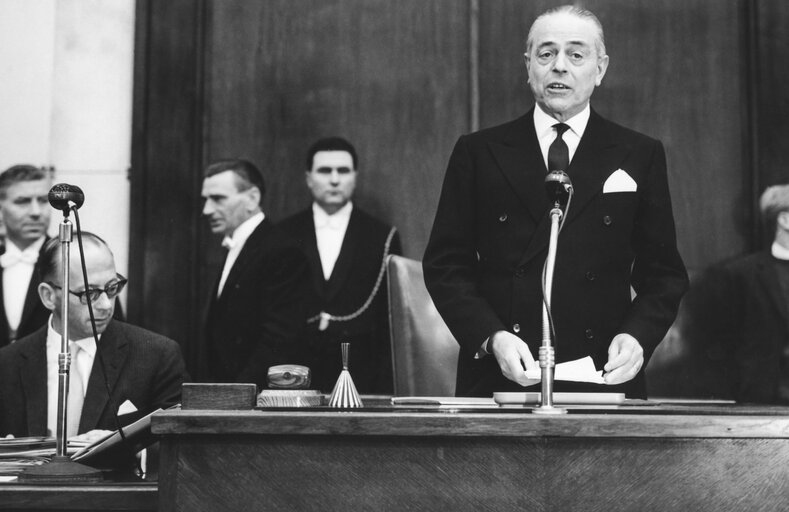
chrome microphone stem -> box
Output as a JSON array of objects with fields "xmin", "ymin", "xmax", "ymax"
[
  {"xmin": 55, "ymin": 220, "xmax": 73, "ymax": 457},
  {"xmin": 533, "ymin": 203, "xmax": 567, "ymax": 415}
]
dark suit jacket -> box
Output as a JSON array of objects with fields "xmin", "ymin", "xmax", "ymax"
[
  {"xmin": 0, "ymin": 239, "xmax": 51, "ymax": 348},
  {"xmin": 278, "ymin": 207, "xmax": 401, "ymax": 393},
  {"xmin": 689, "ymin": 252, "xmax": 789, "ymax": 403},
  {"xmin": 204, "ymin": 219, "xmax": 309, "ymax": 387},
  {"xmin": 0, "ymin": 320, "xmax": 187, "ymax": 437},
  {"xmin": 423, "ymin": 108, "xmax": 688, "ymax": 398}
]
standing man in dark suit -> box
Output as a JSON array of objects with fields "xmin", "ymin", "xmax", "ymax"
[
  {"xmin": 201, "ymin": 159, "xmax": 308, "ymax": 387},
  {"xmin": 0, "ymin": 164, "xmax": 52, "ymax": 348},
  {"xmin": 423, "ymin": 5, "xmax": 688, "ymax": 398},
  {"xmin": 689, "ymin": 185, "xmax": 789, "ymax": 403},
  {"xmin": 278, "ymin": 138, "xmax": 401, "ymax": 393},
  {"xmin": 0, "ymin": 232, "xmax": 187, "ymax": 438}
]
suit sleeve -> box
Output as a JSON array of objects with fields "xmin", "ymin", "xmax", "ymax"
[
  {"xmin": 621, "ymin": 140, "xmax": 689, "ymax": 360},
  {"xmin": 423, "ymin": 136, "xmax": 508, "ymax": 356}
]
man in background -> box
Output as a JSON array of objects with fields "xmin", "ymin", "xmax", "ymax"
[
  {"xmin": 0, "ymin": 164, "xmax": 52, "ymax": 348},
  {"xmin": 0, "ymin": 232, "xmax": 186, "ymax": 438},
  {"xmin": 279, "ymin": 137, "xmax": 401, "ymax": 393},
  {"xmin": 201, "ymin": 159, "xmax": 308, "ymax": 387},
  {"xmin": 689, "ymin": 184, "xmax": 789, "ymax": 403},
  {"xmin": 423, "ymin": 5, "xmax": 687, "ymax": 398}
]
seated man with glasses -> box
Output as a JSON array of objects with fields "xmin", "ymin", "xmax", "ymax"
[{"xmin": 0, "ymin": 231, "xmax": 188, "ymax": 439}]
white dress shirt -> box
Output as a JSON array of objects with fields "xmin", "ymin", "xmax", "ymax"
[
  {"xmin": 772, "ymin": 241, "xmax": 789, "ymax": 261},
  {"xmin": 533, "ymin": 103, "xmax": 591, "ymax": 170},
  {"xmin": 313, "ymin": 202, "xmax": 352, "ymax": 280},
  {"xmin": 46, "ymin": 317, "xmax": 99, "ymax": 437},
  {"xmin": 217, "ymin": 212, "xmax": 265, "ymax": 297},
  {"xmin": 1, "ymin": 236, "xmax": 46, "ymax": 335}
]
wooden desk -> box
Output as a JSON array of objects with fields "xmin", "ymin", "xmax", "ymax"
[
  {"xmin": 0, "ymin": 482, "xmax": 157, "ymax": 512},
  {"xmin": 153, "ymin": 404, "xmax": 789, "ymax": 511}
]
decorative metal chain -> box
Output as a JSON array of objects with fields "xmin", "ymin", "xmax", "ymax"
[{"xmin": 307, "ymin": 226, "xmax": 398, "ymax": 331}]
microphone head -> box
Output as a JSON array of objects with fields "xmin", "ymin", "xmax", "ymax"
[
  {"xmin": 544, "ymin": 170, "xmax": 572, "ymax": 206},
  {"xmin": 48, "ymin": 183, "xmax": 85, "ymax": 212}
]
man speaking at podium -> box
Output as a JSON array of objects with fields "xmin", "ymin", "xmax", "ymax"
[
  {"xmin": 423, "ymin": 5, "xmax": 688, "ymax": 398},
  {"xmin": 0, "ymin": 233, "xmax": 186, "ymax": 438}
]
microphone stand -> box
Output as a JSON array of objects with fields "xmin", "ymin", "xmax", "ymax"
[
  {"xmin": 532, "ymin": 200, "xmax": 567, "ymax": 415},
  {"xmin": 20, "ymin": 210, "xmax": 102, "ymax": 482}
]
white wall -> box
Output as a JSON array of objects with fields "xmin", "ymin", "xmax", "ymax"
[{"xmin": 0, "ymin": 0, "xmax": 135, "ymax": 301}]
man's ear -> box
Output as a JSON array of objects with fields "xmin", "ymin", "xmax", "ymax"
[
  {"xmin": 778, "ymin": 211, "xmax": 789, "ymax": 229},
  {"xmin": 38, "ymin": 282, "xmax": 57, "ymax": 312}
]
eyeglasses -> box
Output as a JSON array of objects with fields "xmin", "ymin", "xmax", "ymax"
[{"xmin": 48, "ymin": 275, "xmax": 128, "ymax": 305}]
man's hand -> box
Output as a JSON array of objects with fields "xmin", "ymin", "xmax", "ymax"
[
  {"xmin": 490, "ymin": 331, "xmax": 540, "ymax": 387},
  {"xmin": 69, "ymin": 429, "xmax": 113, "ymax": 444},
  {"xmin": 603, "ymin": 333, "xmax": 644, "ymax": 385}
]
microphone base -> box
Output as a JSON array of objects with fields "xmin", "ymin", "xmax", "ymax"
[
  {"xmin": 532, "ymin": 405, "xmax": 568, "ymax": 415},
  {"xmin": 18, "ymin": 455, "xmax": 103, "ymax": 484}
]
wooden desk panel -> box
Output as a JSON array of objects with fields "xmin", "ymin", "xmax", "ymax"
[
  {"xmin": 0, "ymin": 482, "xmax": 157, "ymax": 512},
  {"xmin": 153, "ymin": 406, "xmax": 789, "ymax": 511}
]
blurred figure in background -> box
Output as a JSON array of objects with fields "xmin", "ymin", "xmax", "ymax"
[{"xmin": 0, "ymin": 164, "xmax": 52, "ymax": 348}]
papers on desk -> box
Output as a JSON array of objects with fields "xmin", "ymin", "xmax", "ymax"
[
  {"xmin": 391, "ymin": 396, "xmax": 498, "ymax": 407},
  {"xmin": 525, "ymin": 356, "xmax": 605, "ymax": 384}
]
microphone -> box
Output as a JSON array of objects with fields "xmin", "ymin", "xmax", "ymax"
[
  {"xmin": 48, "ymin": 183, "xmax": 85, "ymax": 212},
  {"xmin": 544, "ymin": 171, "xmax": 572, "ymax": 207}
]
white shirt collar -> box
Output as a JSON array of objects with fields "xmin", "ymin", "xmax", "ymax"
[
  {"xmin": 772, "ymin": 241, "xmax": 789, "ymax": 261},
  {"xmin": 313, "ymin": 201, "xmax": 353, "ymax": 230},
  {"xmin": 46, "ymin": 315, "xmax": 99, "ymax": 357},
  {"xmin": 221, "ymin": 211, "xmax": 264, "ymax": 250},
  {"xmin": 533, "ymin": 103, "xmax": 591, "ymax": 141}
]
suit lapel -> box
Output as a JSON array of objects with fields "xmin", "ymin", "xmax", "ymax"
[
  {"xmin": 17, "ymin": 255, "xmax": 44, "ymax": 332},
  {"xmin": 562, "ymin": 111, "xmax": 624, "ymax": 223},
  {"xmin": 498, "ymin": 109, "xmax": 626, "ymax": 266},
  {"xmin": 489, "ymin": 112, "xmax": 549, "ymax": 223},
  {"xmin": 20, "ymin": 331, "xmax": 48, "ymax": 436},
  {"xmin": 324, "ymin": 209, "xmax": 361, "ymax": 301},
  {"xmin": 80, "ymin": 321, "xmax": 128, "ymax": 431},
  {"xmin": 218, "ymin": 220, "xmax": 269, "ymax": 303}
]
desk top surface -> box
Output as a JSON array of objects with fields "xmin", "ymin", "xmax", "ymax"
[{"xmin": 151, "ymin": 398, "xmax": 789, "ymax": 439}]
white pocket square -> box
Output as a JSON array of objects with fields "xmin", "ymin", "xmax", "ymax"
[
  {"xmin": 118, "ymin": 399, "xmax": 138, "ymax": 416},
  {"xmin": 603, "ymin": 169, "xmax": 637, "ymax": 193}
]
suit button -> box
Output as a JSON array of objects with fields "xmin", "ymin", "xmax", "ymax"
[
  {"xmin": 603, "ymin": 215, "xmax": 613, "ymax": 226},
  {"xmin": 585, "ymin": 329, "xmax": 594, "ymax": 340},
  {"xmin": 515, "ymin": 267, "xmax": 525, "ymax": 278},
  {"xmin": 498, "ymin": 213, "xmax": 508, "ymax": 223},
  {"xmin": 585, "ymin": 271, "xmax": 596, "ymax": 281},
  {"xmin": 513, "ymin": 323, "xmax": 521, "ymax": 333}
]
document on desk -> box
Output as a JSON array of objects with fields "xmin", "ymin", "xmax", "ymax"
[{"xmin": 525, "ymin": 356, "xmax": 605, "ymax": 384}]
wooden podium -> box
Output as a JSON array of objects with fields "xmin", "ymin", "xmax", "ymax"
[{"xmin": 152, "ymin": 402, "xmax": 789, "ymax": 511}]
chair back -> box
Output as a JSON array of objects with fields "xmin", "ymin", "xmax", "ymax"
[{"xmin": 387, "ymin": 255, "xmax": 458, "ymax": 396}]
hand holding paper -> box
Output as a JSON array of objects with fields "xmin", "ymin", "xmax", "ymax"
[
  {"xmin": 603, "ymin": 333, "xmax": 644, "ymax": 384},
  {"xmin": 490, "ymin": 331, "xmax": 540, "ymax": 387},
  {"xmin": 525, "ymin": 356, "xmax": 605, "ymax": 384}
]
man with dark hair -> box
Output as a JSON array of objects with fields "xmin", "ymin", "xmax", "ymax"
[
  {"xmin": 0, "ymin": 232, "xmax": 187, "ymax": 437},
  {"xmin": 423, "ymin": 5, "xmax": 688, "ymax": 398},
  {"xmin": 201, "ymin": 159, "xmax": 308, "ymax": 386},
  {"xmin": 278, "ymin": 138, "xmax": 401, "ymax": 393},
  {"xmin": 0, "ymin": 164, "xmax": 52, "ymax": 348}
]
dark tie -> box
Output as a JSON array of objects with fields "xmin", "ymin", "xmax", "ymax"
[{"xmin": 547, "ymin": 123, "xmax": 570, "ymax": 172}]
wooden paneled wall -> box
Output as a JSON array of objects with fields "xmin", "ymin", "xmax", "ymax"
[{"xmin": 131, "ymin": 0, "xmax": 784, "ymax": 377}]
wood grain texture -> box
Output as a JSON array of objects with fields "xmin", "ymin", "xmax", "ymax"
[
  {"xmin": 155, "ymin": 411, "xmax": 789, "ymax": 511},
  {"xmin": 0, "ymin": 483, "xmax": 157, "ymax": 511},
  {"xmin": 151, "ymin": 407, "xmax": 789, "ymax": 438}
]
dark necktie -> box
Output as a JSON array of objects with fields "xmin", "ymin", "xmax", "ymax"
[{"xmin": 547, "ymin": 123, "xmax": 570, "ymax": 172}]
